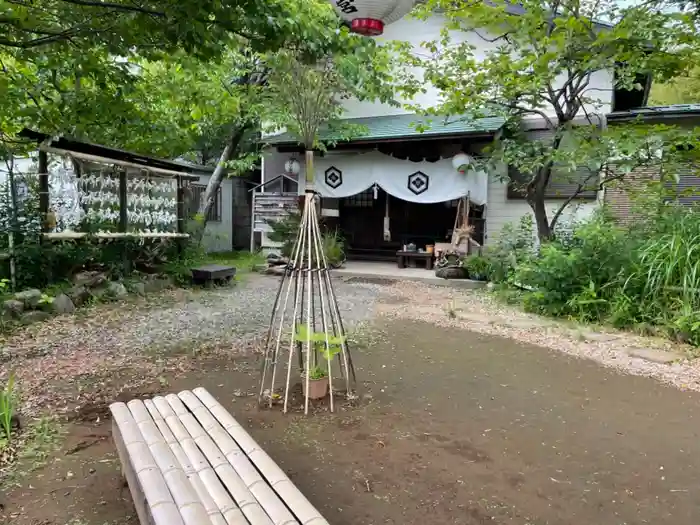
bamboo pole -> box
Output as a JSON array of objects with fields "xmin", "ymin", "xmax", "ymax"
[
  {"xmin": 308, "ymin": 201, "xmax": 334, "ymax": 412},
  {"xmin": 260, "ymin": 149, "xmax": 355, "ymax": 413}
]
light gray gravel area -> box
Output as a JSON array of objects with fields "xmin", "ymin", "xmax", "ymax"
[
  {"xmin": 5, "ymin": 272, "xmax": 699, "ymax": 415},
  {"xmin": 118, "ymin": 274, "xmax": 383, "ymax": 351},
  {"xmin": 0, "ymin": 274, "xmax": 387, "ymax": 414},
  {"xmin": 3, "ymin": 274, "xmax": 384, "ymax": 358}
]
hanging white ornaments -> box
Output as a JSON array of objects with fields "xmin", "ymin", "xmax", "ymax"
[
  {"xmin": 126, "ymin": 175, "xmax": 177, "ymax": 231},
  {"xmin": 79, "ymin": 171, "xmax": 178, "ymax": 234},
  {"xmin": 331, "ymin": 0, "xmax": 417, "ymax": 36}
]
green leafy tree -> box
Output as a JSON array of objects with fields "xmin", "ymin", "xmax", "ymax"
[
  {"xmin": 0, "ymin": 0, "xmax": 337, "ymax": 55},
  {"xmin": 650, "ymin": 66, "xmax": 700, "ymax": 105},
  {"xmin": 265, "ymin": 38, "xmax": 396, "ymax": 187},
  {"xmin": 0, "ymin": 0, "xmax": 350, "ymax": 159},
  {"xmin": 396, "ymin": 0, "xmax": 697, "ymax": 240},
  {"xmin": 0, "ymin": 0, "xmax": 374, "ymax": 241}
]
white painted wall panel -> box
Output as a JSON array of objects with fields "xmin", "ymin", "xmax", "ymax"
[
  {"xmin": 196, "ymin": 174, "xmax": 234, "ymax": 253},
  {"xmin": 341, "ymin": 14, "xmax": 613, "ymax": 119}
]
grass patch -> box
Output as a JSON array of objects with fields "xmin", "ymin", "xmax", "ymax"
[
  {"xmin": 1, "ymin": 416, "xmax": 63, "ymax": 486},
  {"xmin": 207, "ymin": 250, "xmax": 266, "ymax": 271},
  {"xmin": 163, "ymin": 249, "xmax": 265, "ymax": 285}
]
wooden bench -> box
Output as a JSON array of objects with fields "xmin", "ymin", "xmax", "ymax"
[
  {"xmin": 396, "ymin": 250, "xmax": 434, "ymax": 270},
  {"xmin": 110, "ymin": 388, "xmax": 328, "ymax": 525},
  {"xmin": 191, "ymin": 265, "xmax": 237, "ymax": 287}
]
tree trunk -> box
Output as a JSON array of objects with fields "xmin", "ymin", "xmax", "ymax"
[
  {"xmin": 298, "ymin": 149, "xmax": 315, "ymax": 214},
  {"xmin": 304, "ymin": 149, "xmax": 314, "ymax": 184},
  {"xmin": 191, "ymin": 127, "xmax": 245, "ymax": 245},
  {"xmin": 530, "ymin": 194, "xmax": 551, "ymax": 242},
  {"xmin": 529, "ymin": 161, "xmax": 557, "ymax": 242}
]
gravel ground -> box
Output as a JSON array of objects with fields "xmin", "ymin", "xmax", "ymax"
[
  {"xmin": 0, "ymin": 274, "xmax": 385, "ymax": 415},
  {"xmin": 3, "ymin": 273, "xmax": 700, "ymax": 417}
]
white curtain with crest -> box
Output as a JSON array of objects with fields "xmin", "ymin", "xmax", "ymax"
[{"xmin": 312, "ymin": 151, "xmax": 488, "ymax": 204}]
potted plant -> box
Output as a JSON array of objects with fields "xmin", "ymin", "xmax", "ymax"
[
  {"xmin": 294, "ymin": 324, "xmax": 345, "ymax": 400},
  {"xmin": 463, "ymin": 254, "xmax": 490, "ymax": 281}
]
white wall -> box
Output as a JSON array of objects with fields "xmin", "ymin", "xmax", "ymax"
[
  {"xmin": 341, "ymin": 14, "xmax": 613, "ymax": 120},
  {"xmin": 261, "ymin": 149, "xmax": 305, "ymax": 188},
  {"xmin": 0, "ymin": 156, "xmax": 37, "ymax": 182},
  {"xmin": 196, "ymin": 174, "xmax": 234, "ymax": 253},
  {"xmin": 484, "ymin": 170, "xmax": 600, "ymax": 246}
]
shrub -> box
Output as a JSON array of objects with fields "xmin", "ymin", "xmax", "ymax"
[
  {"xmin": 0, "ymin": 372, "xmax": 17, "ymax": 444},
  {"xmin": 501, "ymin": 203, "xmax": 700, "ymax": 345},
  {"xmin": 484, "ymin": 214, "xmax": 535, "ymax": 283},
  {"xmin": 463, "ymin": 254, "xmax": 490, "ymax": 280},
  {"xmin": 514, "ymin": 211, "xmax": 634, "ymax": 320},
  {"xmin": 321, "ymin": 230, "xmax": 345, "ymax": 267},
  {"xmin": 266, "ymin": 212, "xmax": 301, "ymax": 257}
]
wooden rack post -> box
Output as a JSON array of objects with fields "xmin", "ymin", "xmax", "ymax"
[
  {"xmin": 118, "ymin": 168, "xmax": 129, "ymax": 272},
  {"xmin": 176, "ymin": 175, "xmax": 186, "ymax": 255},
  {"xmin": 38, "ymin": 150, "xmax": 49, "ymax": 233},
  {"xmin": 118, "ymin": 169, "xmax": 128, "ymax": 232}
]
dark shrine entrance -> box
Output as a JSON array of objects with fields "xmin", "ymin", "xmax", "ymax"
[{"xmin": 337, "ymin": 187, "xmax": 484, "ymax": 261}]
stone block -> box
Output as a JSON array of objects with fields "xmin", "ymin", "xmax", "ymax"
[
  {"xmin": 14, "ymin": 289, "xmax": 42, "ymax": 308},
  {"xmin": 627, "ymin": 348, "xmax": 681, "ymax": 364},
  {"xmin": 73, "ymin": 271, "xmax": 107, "ymax": 288},
  {"xmin": 51, "ymin": 293, "xmax": 76, "ymax": 314},
  {"xmin": 3, "ymin": 299, "xmax": 24, "ymax": 317},
  {"xmin": 107, "ymin": 281, "xmax": 129, "ymax": 299},
  {"xmin": 67, "ymin": 285, "xmax": 90, "ymax": 307},
  {"xmin": 20, "ymin": 310, "xmax": 51, "ymax": 325}
]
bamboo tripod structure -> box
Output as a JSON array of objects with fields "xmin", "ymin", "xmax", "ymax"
[{"xmin": 259, "ymin": 189, "xmax": 356, "ymax": 414}]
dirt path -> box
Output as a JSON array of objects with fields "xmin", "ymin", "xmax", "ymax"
[{"xmin": 4, "ymin": 277, "xmax": 700, "ymax": 524}]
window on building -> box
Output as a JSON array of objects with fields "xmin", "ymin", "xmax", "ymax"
[
  {"xmin": 344, "ymin": 188, "xmax": 374, "ymax": 207},
  {"xmin": 664, "ymin": 165, "xmax": 700, "ymax": 206},
  {"xmin": 188, "ymin": 184, "xmax": 222, "ymax": 222},
  {"xmin": 506, "ymin": 165, "xmax": 599, "ymax": 200}
]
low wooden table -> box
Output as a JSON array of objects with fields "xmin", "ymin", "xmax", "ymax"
[
  {"xmin": 396, "ymin": 250, "xmax": 434, "ymax": 270},
  {"xmin": 191, "ymin": 264, "xmax": 236, "ymax": 287}
]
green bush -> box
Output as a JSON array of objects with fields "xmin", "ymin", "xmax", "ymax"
[
  {"xmin": 514, "ymin": 211, "xmax": 634, "ymax": 320},
  {"xmin": 483, "ymin": 214, "xmax": 535, "ymax": 283},
  {"xmin": 321, "ymin": 230, "xmax": 345, "ymax": 267},
  {"xmin": 266, "ymin": 212, "xmax": 301, "ymax": 257},
  {"xmin": 463, "ymin": 254, "xmax": 490, "ymax": 280},
  {"xmin": 498, "ymin": 204, "xmax": 700, "ymax": 346},
  {"xmin": 2, "ymin": 237, "xmax": 184, "ymax": 290},
  {"xmin": 0, "ymin": 372, "xmax": 17, "ymax": 445}
]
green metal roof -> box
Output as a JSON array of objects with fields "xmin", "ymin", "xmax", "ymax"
[
  {"xmin": 265, "ymin": 113, "xmax": 505, "ymax": 145},
  {"xmin": 608, "ymin": 104, "xmax": 700, "ymax": 122}
]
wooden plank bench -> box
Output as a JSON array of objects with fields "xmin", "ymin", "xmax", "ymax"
[
  {"xmin": 110, "ymin": 388, "xmax": 328, "ymax": 525},
  {"xmin": 191, "ymin": 264, "xmax": 237, "ymax": 287}
]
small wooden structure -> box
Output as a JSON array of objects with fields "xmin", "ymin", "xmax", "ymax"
[
  {"xmin": 249, "ymin": 174, "xmax": 299, "ymax": 252},
  {"xmin": 396, "ymin": 250, "xmax": 434, "ymax": 270},
  {"xmin": 111, "ymin": 388, "xmax": 329, "ymax": 525},
  {"xmin": 259, "ymin": 190, "xmax": 355, "ymax": 415},
  {"xmin": 191, "ymin": 264, "xmax": 237, "ymax": 287},
  {"xmin": 18, "ymin": 129, "xmax": 209, "ymax": 241}
]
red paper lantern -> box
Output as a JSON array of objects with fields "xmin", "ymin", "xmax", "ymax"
[{"xmin": 331, "ymin": 0, "xmax": 417, "ymax": 36}]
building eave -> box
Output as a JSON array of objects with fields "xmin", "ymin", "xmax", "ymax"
[{"xmin": 18, "ymin": 128, "xmax": 213, "ymax": 177}]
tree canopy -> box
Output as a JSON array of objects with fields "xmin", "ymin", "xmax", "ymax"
[
  {"xmin": 0, "ymin": 0, "xmax": 357, "ymax": 160},
  {"xmin": 395, "ymin": 0, "xmax": 699, "ymax": 240},
  {"xmin": 0, "ymin": 0, "xmax": 341, "ymax": 55}
]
